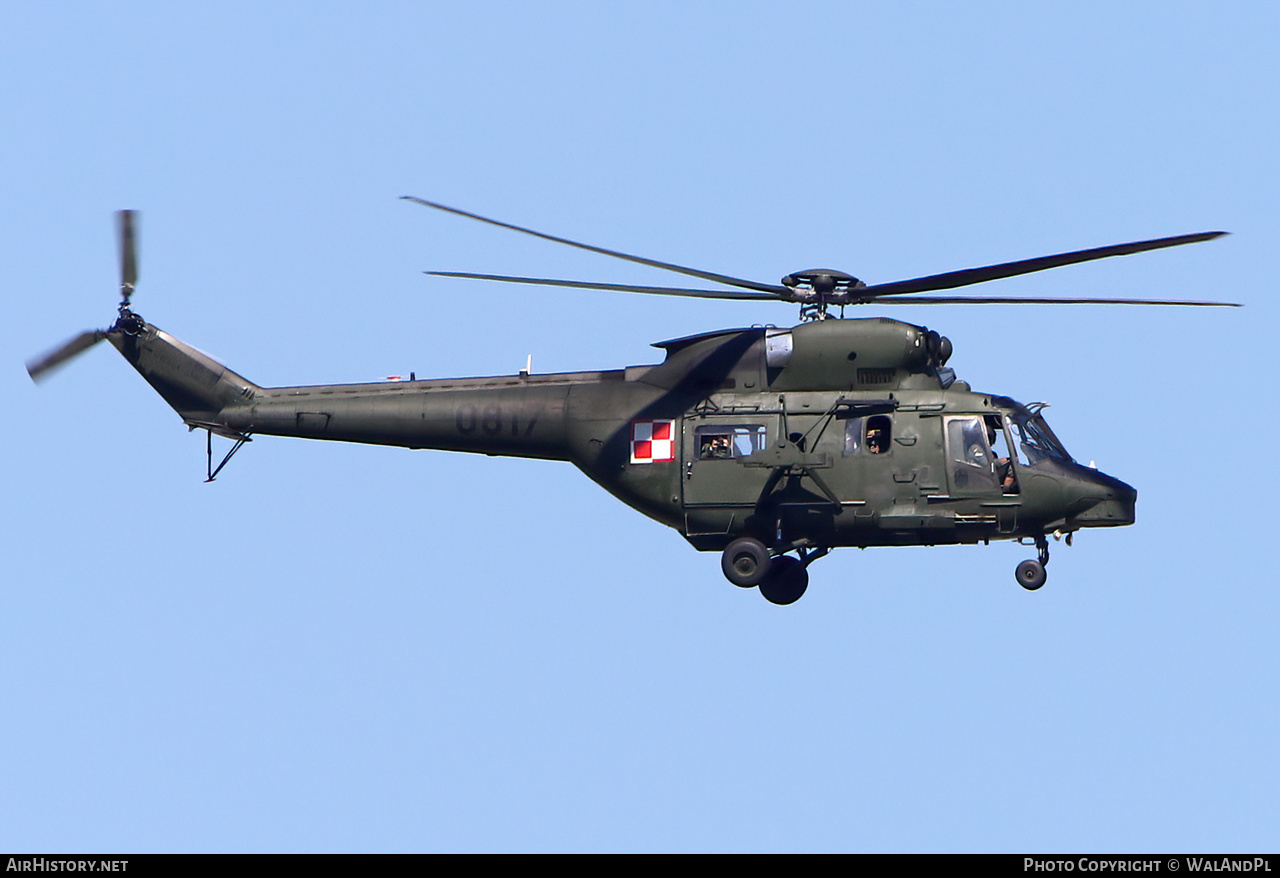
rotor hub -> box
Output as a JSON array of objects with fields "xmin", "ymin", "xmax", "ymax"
[
  {"xmin": 114, "ymin": 306, "xmax": 145, "ymax": 335},
  {"xmin": 781, "ymin": 269, "xmax": 868, "ymax": 319},
  {"xmin": 780, "ymin": 269, "xmax": 865, "ymax": 300}
]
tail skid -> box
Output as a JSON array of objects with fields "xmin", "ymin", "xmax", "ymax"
[{"xmin": 201, "ymin": 428, "xmax": 250, "ymax": 482}]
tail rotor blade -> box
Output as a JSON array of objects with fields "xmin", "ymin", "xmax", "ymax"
[
  {"xmin": 117, "ymin": 209, "xmax": 138, "ymax": 302},
  {"xmin": 25, "ymin": 330, "xmax": 106, "ymax": 382}
]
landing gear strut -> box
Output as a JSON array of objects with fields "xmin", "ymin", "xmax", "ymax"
[{"xmin": 1015, "ymin": 534, "xmax": 1050, "ymax": 590}]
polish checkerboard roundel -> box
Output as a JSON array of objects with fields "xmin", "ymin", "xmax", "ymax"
[{"xmin": 631, "ymin": 420, "xmax": 675, "ymax": 464}]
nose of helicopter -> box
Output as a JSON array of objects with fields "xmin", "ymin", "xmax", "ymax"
[{"xmin": 1071, "ymin": 469, "xmax": 1137, "ymax": 527}]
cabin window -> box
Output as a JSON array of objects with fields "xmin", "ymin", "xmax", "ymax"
[
  {"xmin": 866, "ymin": 415, "xmax": 891, "ymax": 454},
  {"xmin": 843, "ymin": 415, "xmax": 892, "ymax": 455},
  {"xmin": 843, "ymin": 418, "xmax": 862, "ymax": 455},
  {"xmin": 695, "ymin": 425, "xmax": 767, "ymax": 460}
]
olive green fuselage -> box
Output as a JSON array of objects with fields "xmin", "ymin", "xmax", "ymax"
[{"xmin": 109, "ymin": 316, "xmax": 1135, "ymax": 553}]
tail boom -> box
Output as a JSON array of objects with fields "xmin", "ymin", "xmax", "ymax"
[{"xmin": 110, "ymin": 321, "xmax": 580, "ymax": 460}]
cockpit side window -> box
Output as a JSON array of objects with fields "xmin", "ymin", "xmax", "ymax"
[
  {"xmin": 985, "ymin": 414, "xmax": 1019, "ymax": 493},
  {"xmin": 946, "ymin": 415, "xmax": 999, "ymax": 491}
]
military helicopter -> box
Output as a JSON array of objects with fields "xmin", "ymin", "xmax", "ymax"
[{"xmin": 27, "ymin": 201, "xmax": 1237, "ymax": 604}]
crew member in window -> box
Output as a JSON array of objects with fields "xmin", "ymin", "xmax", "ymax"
[
  {"xmin": 986, "ymin": 420, "xmax": 1016, "ymax": 491},
  {"xmin": 700, "ymin": 434, "xmax": 732, "ymax": 459}
]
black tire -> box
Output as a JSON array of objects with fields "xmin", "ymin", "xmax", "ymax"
[
  {"xmin": 721, "ymin": 537, "xmax": 771, "ymax": 587},
  {"xmin": 1015, "ymin": 559, "xmax": 1047, "ymax": 591},
  {"xmin": 759, "ymin": 556, "xmax": 809, "ymax": 605}
]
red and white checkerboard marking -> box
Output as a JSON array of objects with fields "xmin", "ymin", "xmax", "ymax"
[{"xmin": 630, "ymin": 420, "xmax": 675, "ymax": 464}]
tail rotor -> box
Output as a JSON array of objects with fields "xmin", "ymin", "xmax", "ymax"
[{"xmin": 26, "ymin": 210, "xmax": 143, "ymax": 382}]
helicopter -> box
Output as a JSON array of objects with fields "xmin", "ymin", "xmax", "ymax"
[{"xmin": 27, "ymin": 201, "xmax": 1238, "ymax": 604}]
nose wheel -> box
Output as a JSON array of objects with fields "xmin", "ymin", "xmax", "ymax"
[{"xmin": 1015, "ymin": 535, "xmax": 1050, "ymax": 590}]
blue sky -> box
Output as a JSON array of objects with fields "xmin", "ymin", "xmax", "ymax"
[{"xmin": 3, "ymin": 2, "xmax": 1277, "ymax": 852}]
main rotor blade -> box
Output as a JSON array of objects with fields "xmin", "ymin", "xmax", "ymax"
[
  {"xmin": 403, "ymin": 196, "xmax": 788, "ymax": 295},
  {"xmin": 869, "ymin": 294, "xmax": 1242, "ymax": 306},
  {"xmin": 25, "ymin": 330, "xmax": 105, "ymax": 382},
  {"xmin": 860, "ymin": 231, "xmax": 1228, "ymax": 298},
  {"xmin": 427, "ymin": 271, "xmax": 783, "ymax": 301},
  {"xmin": 117, "ymin": 209, "xmax": 138, "ymax": 298}
]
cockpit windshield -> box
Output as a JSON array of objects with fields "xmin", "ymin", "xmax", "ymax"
[{"xmin": 999, "ymin": 400, "xmax": 1073, "ymax": 465}]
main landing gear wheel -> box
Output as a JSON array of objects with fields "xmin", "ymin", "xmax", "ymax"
[
  {"xmin": 759, "ymin": 556, "xmax": 809, "ymax": 606},
  {"xmin": 721, "ymin": 537, "xmax": 771, "ymax": 588},
  {"xmin": 1015, "ymin": 559, "xmax": 1047, "ymax": 590}
]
